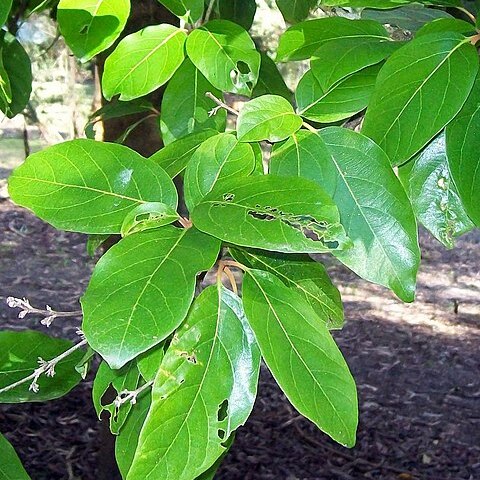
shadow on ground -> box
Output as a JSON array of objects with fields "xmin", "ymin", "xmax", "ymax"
[{"xmin": 0, "ymin": 199, "xmax": 478, "ymax": 480}]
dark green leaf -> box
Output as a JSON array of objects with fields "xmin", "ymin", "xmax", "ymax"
[
  {"xmin": 242, "ymin": 269, "xmax": 358, "ymax": 447},
  {"xmin": 362, "ymin": 32, "xmax": 479, "ymax": 166},
  {"xmin": 184, "ymin": 133, "xmax": 256, "ymax": 211},
  {"xmin": 92, "ymin": 361, "xmax": 141, "ymax": 434},
  {"xmin": 252, "ymin": 53, "xmax": 291, "ymax": 100},
  {"xmin": 128, "ymin": 284, "xmax": 260, "ymax": 480},
  {"xmin": 136, "ymin": 345, "xmax": 166, "ymax": 382},
  {"xmin": 0, "ymin": 330, "xmax": 84, "ymax": 403},
  {"xmin": 446, "ymin": 73, "xmax": 480, "ymax": 226},
  {"xmin": 0, "ymin": 0, "xmax": 12, "ymax": 25},
  {"xmin": 102, "ymin": 25, "xmax": 187, "ymax": 101},
  {"xmin": 157, "ymin": 0, "xmax": 204, "ymax": 23},
  {"xmin": 150, "ymin": 130, "xmax": 218, "ymax": 178},
  {"xmin": 86, "ymin": 234, "xmax": 110, "ymax": 257},
  {"xmin": 82, "ymin": 227, "xmax": 221, "ymax": 369},
  {"xmin": 416, "ymin": 18, "xmax": 476, "ymax": 37},
  {"xmin": 237, "ymin": 95, "xmax": 302, "ymax": 142},
  {"xmin": 231, "ymin": 248, "xmax": 344, "ymax": 328},
  {"xmin": 270, "ymin": 128, "xmax": 420, "ymax": 302},
  {"xmin": 296, "ymin": 64, "xmax": 380, "ymax": 123},
  {"xmin": 160, "ymin": 59, "xmax": 226, "ymax": 145},
  {"xmin": 276, "ymin": 17, "xmax": 390, "ymax": 62},
  {"xmin": 0, "ymin": 47, "xmax": 12, "ymax": 114},
  {"xmin": 0, "ymin": 433, "xmax": 30, "ymax": 480},
  {"xmin": 399, "ymin": 133, "xmax": 474, "ymax": 248},
  {"xmin": 8, "ymin": 139, "xmax": 177, "ymax": 234},
  {"xmin": 276, "ymin": 0, "xmax": 317, "ymax": 24},
  {"xmin": 218, "ymin": 0, "xmax": 257, "ymax": 30},
  {"xmin": 186, "ymin": 20, "xmax": 260, "ymax": 96},
  {"xmin": 191, "ymin": 174, "xmax": 351, "ymax": 254},
  {"xmin": 57, "ymin": 0, "xmax": 130, "ymax": 62}
]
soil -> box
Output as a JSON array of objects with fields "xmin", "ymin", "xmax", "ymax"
[{"xmin": 0, "ymin": 197, "xmax": 479, "ymax": 480}]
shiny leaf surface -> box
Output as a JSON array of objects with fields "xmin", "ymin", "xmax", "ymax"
[
  {"xmin": 157, "ymin": 0, "xmax": 204, "ymax": 23},
  {"xmin": 0, "ymin": 433, "xmax": 30, "ymax": 480}
]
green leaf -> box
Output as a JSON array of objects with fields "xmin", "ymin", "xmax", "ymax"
[
  {"xmin": 252, "ymin": 52, "xmax": 291, "ymax": 100},
  {"xmin": 149, "ymin": 130, "xmax": 218, "ymax": 178},
  {"xmin": 92, "ymin": 361, "xmax": 141, "ymax": 434},
  {"xmin": 399, "ymin": 133, "xmax": 474, "ymax": 248},
  {"xmin": 136, "ymin": 345, "xmax": 166, "ymax": 382},
  {"xmin": 191, "ymin": 174, "xmax": 351, "ymax": 254},
  {"xmin": 0, "ymin": 47, "xmax": 12, "ymax": 114},
  {"xmin": 102, "ymin": 25, "xmax": 187, "ymax": 101},
  {"xmin": 276, "ymin": 17, "xmax": 390, "ymax": 62},
  {"xmin": 160, "ymin": 59, "xmax": 226, "ymax": 145},
  {"xmin": 362, "ymin": 4, "xmax": 452, "ymax": 32},
  {"xmin": 218, "ymin": 0, "xmax": 257, "ymax": 30},
  {"xmin": 231, "ymin": 248, "xmax": 344, "ymax": 329},
  {"xmin": 416, "ymin": 18, "xmax": 476, "ymax": 37},
  {"xmin": 128, "ymin": 284, "xmax": 260, "ymax": 480},
  {"xmin": 323, "ymin": 0, "xmax": 461, "ymax": 6},
  {"xmin": 237, "ymin": 95, "xmax": 302, "ymax": 142},
  {"xmin": 0, "ymin": 330, "xmax": 84, "ymax": 403},
  {"xmin": 242, "ymin": 269, "xmax": 358, "ymax": 447},
  {"xmin": 0, "ymin": 33, "xmax": 32, "ymax": 118},
  {"xmin": 275, "ymin": 0, "xmax": 317, "ymax": 24},
  {"xmin": 121, "ymin": 202, "xmax": 179, "ymax": 237},
  {"xmin": 184, "ymin": 133, "xmax": 256, "ymax": 211},
  {"xmin": 57, "ymin": 0, "xmax": 130, "ymax": 62},
  {"xmin": 86, "ymin": 234, "xmax": 110, "ymax": 257},
  {"xmin": 0, "ymin": 0, "xmax": 12, "ymax": 25},
  {"xmin": 8, "ymin": 139, "xmax": 177, "ymax": 234},
  {"xmin": 446, "ymin": 73, "xmax": 480, "ymax": 226},
  {"xmin": 270, "ymin": 128, "xmax": 420, "ymax": 302},
  {"xmin": 311, "ymin": 37, "xmax": 400, "ymax": 90},
  {"xmin": 0, "ymin": 433, "xmax": 30, "ymax": 480},
  {"xmin": 296, "ymin": 64, "xmax": 381, "ymax": 123},
  {"xmin": 81, "ymin": 226, "xmax": 221, "ymax": 369},
  {"xmin": 186, "ymin": 20, "xmax": 260, "ymax": 96},
  {"xmin": 157, "ymin": 0, "xmax": 204, "ymax": 23},
  {"xmin": 362, "ymin": 33, "xmax": 479, "ymax": 166},
  {"xmin": 116, "ymin": 391, "xmax": 151, "ymax": 479}
]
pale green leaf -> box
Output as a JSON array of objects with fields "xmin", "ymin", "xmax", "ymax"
[
  {"xmin": 160, "ymin": 59, "xmax": 226, "ymax": 145},
  {"xmin": 150, "ymin": 129, "xmax": 218, "ymax": 178},
  {"xmin": 446, "ymin": 73, "xmax": 480, "ymax": 226},
  {"xmin": 399, "ymin": 133, "xmax": 474, "ymax": 248},
  {"xmin": 92, "ymin": 361, "xmax": 141, "ymax": 434},
  {"xmin": 242, "ymin": 269, "xmax": 358, "ymax": 447},
  {"xmin": 415, "ymin": 18, "xmax": 476, "ymax": 37},
  {"xmin": 102, "ymin": 25, "xmax": 187, "ymax": 101},
  {"xmin": 362, "ymin": 32, "xmax": 479, "ymax": 166},
  {"xmin": 184, "ymin": 133, "xmax": 256, "ymax": 211},
  {"xmin": 186, "ymin": 20, "xmax": 260, "ymax": 96},
  {"xmin": 157, "ymin": 0, "xmax": 204, "ymax": 23},
  {"xmin": 57, "ymin": 0, "xmax": 130, "ymax": 62},
  {"xmin": 296, "ymin": 64, "xmax": 381, "ymax": 123},
  {"xmin": 237, "ymin": 95, "xmax": 302, "ymax": 143},
  {"xmin": 276, "ymin": 17, "xmax": 390, "ymax": 62},
  {"xmin": 128, "ymin": 284, "xmax": 260, "ymax": 480},
  {"xmin": 136, "ymin": 345, "xmax": 165, "ymax": 382},
  {"xmin": 270, "ymin": 128, "xmax": 420, "ymax": 302},
  {"xmin": 231, "ymin": 248, "xmax": 344, "ymax": 328},
  {"xmin": 81, "ymin": 226, "xmax": 221, "ymax": 369},
  {"xmin": 121, "ymin": 202, "xmax": 179, "ymax": 237},
  {"xmin": 0, "ymin": 433, "xmax": 30, "ymax": 480},
  {"xmin": 0, "ymin": 47, "xmax": 12, "ymax": 114},
  {"xmin": 8, "ymin": 139, "xmax": 177, "ymax": 234},
  {"xmin": 0, "ymin": 330, "xmax": 84, "ymax": 403},
  {"xmin": 191, "ymin": 174, "xmax": 351, "ymax": 254}
]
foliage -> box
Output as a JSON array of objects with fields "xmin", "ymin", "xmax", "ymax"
[{"xmin": 1, "ymin": 0, "xmax": 479, "ymax": 478}]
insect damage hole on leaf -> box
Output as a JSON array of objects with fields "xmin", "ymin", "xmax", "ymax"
[{"xmin": 217, "ymin": 399, "xmax": 229, "ymax": 422}]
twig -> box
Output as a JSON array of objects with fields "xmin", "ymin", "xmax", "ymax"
[
  {"xmin": 6, "ymin": 296, "xmax": 82, "ymax": 327},
  {"xmin": 0, "ymin": 339, "xmax": 88, "ymax": 395},
  {"xmin": 456, "ymin": 6, "xmax": 477, "ymax": 24},
  {"xmin": 470, "ymin": 32, "xmax": 480, "ymax": 45},
  {"xmin": 221, "ymin": 259, "xmax": 248, "ymax": 272},
  {"xmin": 114, "ymin": 380, "xmax": 153, "ymax": 408},
  {"xmin": 206, "ymin": 92, "xmax": 239, "ymax": 116},
  {"xmin": 204, "ymin": 0, "xmax": 216, "ymax": 24},
  {"xmin": 302, "ymin": 121, "xmax": 318, "ymax": 134},
  {"xmin": 178, "ymin": 217, "xmax": 193, "ymax": 229}
]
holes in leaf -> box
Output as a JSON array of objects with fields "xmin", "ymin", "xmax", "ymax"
[
  {"xmin": 217, "ymin": 399, "xmax": 229, "ymax": 422},
  {"xmin": 237, "ymin": 61, "xmax": 251, "ymax": 74},
  {"xmin": 179, "ymin": 351, "xmax": 198, "ymax": 364},
  {"xmin": 223, "ymin": 193, "xmax": 235, "ymax": 202},
  {"xmin": 217, "ymin": 429, "xmax": 226, "ymax": 439},
  {"xmin": 79, "ymin": 25, "xmax": 89, "ymax": 35}
]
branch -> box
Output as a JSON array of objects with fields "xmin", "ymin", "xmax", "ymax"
[
  {"xmin": 206, "ymin": 92, "xmax": 239, "ymax": 117},
  {"xmin": 204, "ymin": 0, "xmax": 216, "ymax": 24},
  {"xmin": 7, "ymin": 296, "xmax": 82, "ymax": 327},
  {"xmin": 0, "ymin": 338, "xmax": 88, "ymax": 395},
  {"xmin": 114, "ymin": 380, "xmax": 153, "ymax": 408}
]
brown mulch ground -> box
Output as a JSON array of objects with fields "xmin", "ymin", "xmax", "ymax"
[{"xmin": 0, "ymin": 198, "xmax": 479, "ymax": 480}]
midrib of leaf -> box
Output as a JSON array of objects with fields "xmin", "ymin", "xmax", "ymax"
[
  {"xmin": 113, "ymin": 28, "xmax": 183, "ymax": 92},
  {"xmin": 118, "ymin": 229, "xmax": 188, "ymax": 360},
  {"xmin": 322, "ymin": 136, "xmax": 406, "ymax": 291},
  {"xmin": 248, "ymin": 273, "xmax": 350, "ymax": 435},
  {"xmin": 377, "ymin": 37, "xmax": 470, "ymax": 145},
  {"xmin": 205, "ymin": 30, "xmax": 237, "ymax": 71},
  {"xmin": 242, "ymin": 110, "xmax": 298, "ymax": 137},
  {"xmin": 144, "ymin": 289, "xmax": 223, "ymax": 480},
  {"xmin": 16, "ymin": 176, "xmax": 149, "ymax": 205},
  {"xmin": 80, "ymin": 0, "xmax": 104, "ymax": 53}
]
